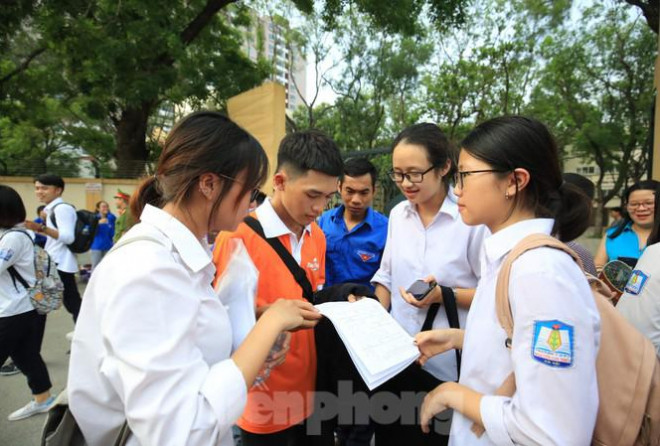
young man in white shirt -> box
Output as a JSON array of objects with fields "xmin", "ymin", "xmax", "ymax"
[{"xmin": 25, "ymin": 174, "xmax": 81, "ymax": 323}]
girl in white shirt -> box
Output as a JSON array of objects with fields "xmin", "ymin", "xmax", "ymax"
[
  {"xmin": 417, "ymin": 116, "xmax": 600, "ymax": 445},
  {"xmin": 0, "ymin": 185, "xmax": 56, "ymax": 421},
  {"xmin": 371, "ymin": 123, "xmax": 487, "ymax": 446},
  {"xmin": 68, "ymin": 111, "xmax": 322, "ymax": 446}
]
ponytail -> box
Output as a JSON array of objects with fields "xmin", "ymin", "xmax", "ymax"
[
  {"xmin": 553, "ymin": 182, "xmax": 591, "ymax": 242},
  {"xmin": 130, "ymin": 176, "xmax": 162, "ymax": 222}
]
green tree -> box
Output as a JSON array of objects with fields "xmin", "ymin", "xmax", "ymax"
[{"xmin": 528, "ymin": 4, "xmax": 656, "ymax": 234}]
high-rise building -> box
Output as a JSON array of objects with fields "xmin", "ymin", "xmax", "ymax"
[{"xmin": 242, "ymin": 13, "xmax": 307, "ymax": 113}]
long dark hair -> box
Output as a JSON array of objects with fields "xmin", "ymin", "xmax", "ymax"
[
  {"xmin": 131, "ymin": 111, "xmax": 269, "ymax": 229},
  {"xmin": 0, "ymin": 185, "xmax": 27, "ymax": 229},
  {"xmin": 391, "ymin": 123, "xmax": 455, "ymax": 189},
  {"xmin": 460, "ymin": 116, "xmax": 591, "ymax": 242},
  {"xmin": 609, "ymin": 180, "xmax": 659, "ymax": 240}
]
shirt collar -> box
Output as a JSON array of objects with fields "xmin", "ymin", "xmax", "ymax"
[
  {"xmin": 255, "ymin": 198, "xmax": 312, "ymax": 239},
  {"xmin": 402, "ymin": 190, "xmax": 460, "ymax": 221},
  {"xmin": 139, "ymin": 204, "xmax": 212, "ymax": 273},
  {"xmin": 330, "ymin": 205, "xmax": 375, "ymax": 228},
  {"xmin": 44, "ymin": 197, "xmax": 63, "ymax": 211},
  {"xmin": 483, "ymin": 218, "xmax": 555, "ymax": 265}
]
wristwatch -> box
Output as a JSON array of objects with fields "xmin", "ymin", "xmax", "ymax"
[{"xmin": 40, "ymin": 224, "xmax": 47, "ymax": 233}]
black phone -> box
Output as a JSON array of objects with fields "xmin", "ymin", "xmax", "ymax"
[{"xmin": 406, "ymin": 279, "xmax": 437, "ymax": 301}]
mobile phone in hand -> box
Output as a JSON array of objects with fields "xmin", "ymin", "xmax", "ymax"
[{"xmin": 406, "ymin": 279, "xmax": 437, "ymax": 301}]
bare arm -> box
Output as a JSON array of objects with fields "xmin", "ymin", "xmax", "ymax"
[
  {"xmin": 373, "ymin": 283, "xmax": 391, "ymax": 310},
  {"xmin": 593, "ymin": 234, "xmax": 609, "ymax": 270}
]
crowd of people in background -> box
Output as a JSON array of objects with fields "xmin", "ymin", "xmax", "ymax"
[{"xmin": 1, "ymin": 110, "xmax": 658, "ymax": 446}]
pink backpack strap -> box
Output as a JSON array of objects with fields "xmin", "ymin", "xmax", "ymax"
[{"xmin": 472, "ymin": 233, "xmax": 584, "ymax": 437}]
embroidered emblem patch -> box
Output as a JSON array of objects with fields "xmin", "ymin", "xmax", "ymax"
[
  {"xmin": 357, "ymin": 250, "xmax": 375, "ymax": 262},
  {"xmin": 0, "ymin": 248, "xmax": 14, "ymax": 262},
  {"xmin": 531, "ymin": 320, "xmax": 574, "ymax": 368},
  {"xmin": 624, "ymin": 270, "xmax": 649, "ymax": 296},
  {"xmin": 306, "ymin": 257, "xmax": 320, "ymax": 271}
]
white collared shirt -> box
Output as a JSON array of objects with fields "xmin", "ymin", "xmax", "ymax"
[
  {"xmin": 255, "ymin": 198, "xmax": 312, "ymax": 265},
  {"xmin": 451, "ymin": 219, "xmax": 600, "ymax": 446},
  {"xmin": 0, "ymin": 226, "xmax": 36, "ymax": 317},
  {"xmin": 617, "ymin": 242, "xmax": 660, "ymax": 355},
  {"xmin": 44, "ymin": 197, "xmax": 78, "ymax": 273},
  {"xmin": 68, "ymin": 205, "xmax": 247, "ymax": 446},
  {"xmin": 372, "ymin": 194, "xmax": 488, "ymax": 381}
]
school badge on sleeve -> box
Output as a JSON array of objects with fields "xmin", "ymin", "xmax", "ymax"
[
  {"xmin": 531, "ymin": 320, "xmax": 574, "ymax": 368},
  {"xmin": 624, "ymin": 269, "xmax": 649, "ymax": 295}
]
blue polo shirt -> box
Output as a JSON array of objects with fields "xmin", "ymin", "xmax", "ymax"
[
  {"xmin": 605, "ymin": 221, "xmax": 645, "ymax": 265},
  {"xmin": 318, "ymin": 205, "xmax": 388, "ymax": 289}
]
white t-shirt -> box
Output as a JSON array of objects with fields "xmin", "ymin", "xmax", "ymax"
[
  {"xmin": 617, "ymin": 242, "xmax": 660, "ymax": 355},
  {"xmin": 68, "ymin": 205, "xmax": 247, "ymax": 446},
  {"xmin": 372, "ymin": 194, "xmax": 488, "ymax": 381},
  {"xmin": 0, "ymin": 227, "xmax": 36, "ymax": 317}
]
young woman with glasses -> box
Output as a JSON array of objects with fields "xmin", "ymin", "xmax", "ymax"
[
  {"xmin": 594, "ymin": 180, "xmax": 659, "ymax": 269},
  {"xmin": 371, "ymin": 123, "xmax": 488, "ymax": 446},
  {"xmin": 416, "ymin": 116, "xmax": 599, "ymax": 445}
]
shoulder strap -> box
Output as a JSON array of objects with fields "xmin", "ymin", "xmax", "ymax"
[
  {"xmin": 243, "ymin": 216, "xmax": 314, "ymax": 302},
  {"xmin": 49, "ymin": 202, "xmax": 76, "ymax": 228},
  {"xmin": 421, "ymin": 287, "xmax": 462, "ymax": 376},
  {"xmin": 1, "ymin": 229, "xmax": 35, "ymax": 292},
  {"xmin": 496, "ymin": 233, "xmax": 583, "ymax": 348}
]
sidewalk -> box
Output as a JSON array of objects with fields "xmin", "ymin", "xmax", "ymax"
[{"xmin": 0, "ymin": 291, "xmax": 78, "ymax": 445}]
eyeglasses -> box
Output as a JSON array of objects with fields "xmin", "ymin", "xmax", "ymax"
[
  {"xmin": 217, "ymin": 174, "xmax": 261, "ymax": 202},
  {"xmin": 626, "ymin": 201, "xmax": 655, "ymax": 210},
  {"xmin": 388, "ymin": 165, "xmax": 436, "ymax": 183},
  {"xmin": 453, "ymin": 169, "xmax": 509, "ymax": 189}
]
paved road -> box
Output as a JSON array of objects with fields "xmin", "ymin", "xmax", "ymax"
[{"xmin": 0, "ymin": 289, "xmax": 79, "ymax": 445}]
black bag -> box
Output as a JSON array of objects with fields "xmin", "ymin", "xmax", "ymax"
[{"xmin": 50, "ymin": 203, "xmax": 99, "ymax": 253}]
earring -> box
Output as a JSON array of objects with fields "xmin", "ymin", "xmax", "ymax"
[{"xmin": 505, "ymin": 191, "xmax": 510, "ymax": 200}]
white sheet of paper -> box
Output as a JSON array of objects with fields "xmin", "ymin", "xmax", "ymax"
[
  {"xmin": 315, "ymin": 298, "xmax": 420, "ymax": 390},
  {"xmin": 214, "ymin": 239, "xmax": 258, "ymax": 352}
]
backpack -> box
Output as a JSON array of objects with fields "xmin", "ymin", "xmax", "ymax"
[
  {"xmin": 488, "ymin": 234, "xmax": 660, "ymax": 446},
  {"xmin": 50, "ymin": 203, "xmax": 99, "ymax": 253},
  {"xmin": 2, "ymin": 230, "xmax": 64, "ymax": 315}
]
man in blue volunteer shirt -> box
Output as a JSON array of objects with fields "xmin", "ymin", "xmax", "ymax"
[{"xmin": 319, "ymin": 157, "xmax": 388, "ymax": 290}]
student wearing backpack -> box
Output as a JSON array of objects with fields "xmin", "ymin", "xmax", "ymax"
[
  {"xmin": 415, "ymin": 116, "xmax": 600, "ymax": 445},
  {"xmin": 0, "ymin": 185, "xmax": 57, "ymax": 421},
  {"xmin": 25, "ymin": 173, "xmax": 81, "ymax": 323}
]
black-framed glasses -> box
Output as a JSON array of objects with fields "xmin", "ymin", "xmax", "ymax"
[
  {"xmin": 388, "ymin": 165, "xmax": 437, "ymax": 184},
  {"xmin": 217, "ymin": 173, "xmax": 262, "ymax": 202},
  {"xmin": 453, "ymin": 169, "xmax": 509, "ymax": 189}
]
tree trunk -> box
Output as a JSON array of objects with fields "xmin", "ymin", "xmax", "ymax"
[{"xmin": 114, "ymin": 104, "xmax": 152, "ymax": 178}]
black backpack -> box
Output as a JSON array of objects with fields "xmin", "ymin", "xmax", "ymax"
[{"xmin": 50, "ymin": 203, "xmax": 99, "ymax": 253}]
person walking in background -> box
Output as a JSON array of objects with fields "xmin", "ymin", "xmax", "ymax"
[
  {"xmin": 318, "ymin": 157, "xmax": 388, "ymax": 291},
  {"xmin": 112, "ymin": 189, "xmax": 134, "ymax": 243},
  {"xmin": 0, "ymin": 185, "xmax": 57, "ymax": 421},
  {"xmin": 24, "ymin": 174, "xmax": 81, "ymax": 323},
  {"xmin": 594, "ymin": 180, "xmax": 659, "ymax": 269},
  {"xmin": 609, "ymin": 206, "xmax": 624, "ymax": 228},
  {"xmin": 33, "ymin": 206, "xmax": 47, "ymax": 248},
  {"xmin": 417, "ymin": 116, "xmax": 600, "ymax": 445},
  {"xmin": 68, "ymin": 111, "xmax": 321, "ymax": 446},
  {"xmin": 90, "ymin": 200, "xmax": 116, "ymax": 270}
]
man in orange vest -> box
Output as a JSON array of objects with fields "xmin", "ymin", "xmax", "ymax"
[{"xmin": 213, "ymin": 130, "xmax": 343, "ymax": 445}]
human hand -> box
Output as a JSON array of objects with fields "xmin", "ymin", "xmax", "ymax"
[
  {"xmin": 347, "ymin": 294, "xmax": 365, "ymax": 303},
  {"xmin": 420, "ymin": 382, "xmax": 454, "ymax": 434},
  {"xmin": 414, "ymin": 329, "xmax": 463, "ymax": 365},
  {"xmin": 399, "ymin": 275, "xmax": 441, "ymax": 309},
  {"xmin": 266, "ymin": 299, "xmax": 322, "ymax": 332},
  {"xmin": 24, "ymin": 220, "xmax": 42, "ymax": 232}
]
